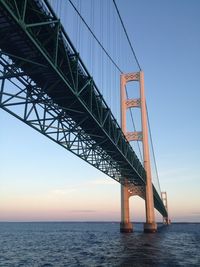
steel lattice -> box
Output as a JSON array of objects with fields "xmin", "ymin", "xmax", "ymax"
[{"xmin": 0, "ymin": 0, "xmax": 168, "ymax": 217}]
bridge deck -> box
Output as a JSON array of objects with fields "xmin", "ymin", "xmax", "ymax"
[{"xmin": 0, "ymin": 0, "xmax": 167, "ymax": 217}]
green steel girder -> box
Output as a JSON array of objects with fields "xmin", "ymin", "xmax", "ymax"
[
  {"xmin": 0, "ymin": 53, "xmax": 140, "ymax": 185},
  {"xmin": 0, "ymin": 0, "xmax": 168, "ymax": 217},
  {"xmin": 0, "ymin": 0, "xmax": 145, "ymax": 183}
]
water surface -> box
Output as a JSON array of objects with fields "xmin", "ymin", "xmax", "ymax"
[{"xmin": 0, "ymin": 222, "xmax": 199, "ymax": 266}]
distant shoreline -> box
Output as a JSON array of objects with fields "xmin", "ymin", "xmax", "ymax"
[{"xmin": 0, "ymin": 221, "xmax": 199, "ymax": 224}]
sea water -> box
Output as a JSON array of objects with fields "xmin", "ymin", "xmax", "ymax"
[{"xmin": 0, "ymin": 222, "xmax": 199, "ymax": 266}]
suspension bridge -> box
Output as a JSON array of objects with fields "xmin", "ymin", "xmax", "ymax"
[{"xmin": 0, "ymin": 0, "xmax": 169, "ymax": 232}]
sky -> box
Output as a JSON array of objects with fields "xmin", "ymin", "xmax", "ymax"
[{"xmin": 0, "ymin": 0, "xmax": 200, "ymax": 223}]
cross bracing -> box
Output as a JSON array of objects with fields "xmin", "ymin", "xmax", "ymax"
[{"xmin": 0, "ymin": 0, "xmax": 167, "ymax": 217}]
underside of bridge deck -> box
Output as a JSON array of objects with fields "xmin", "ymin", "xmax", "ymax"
[{"xmin": 0, "ymin": 0, "xmax": 168, "ymax": 218}]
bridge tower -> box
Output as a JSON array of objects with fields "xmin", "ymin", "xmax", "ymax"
[
  {"xmin": 120, "ymin": 71, "xmax": 157, "ymax": 233},
  {"xmin": 161, "ymin": 192, "xmax": 171, "ymax": 224}
]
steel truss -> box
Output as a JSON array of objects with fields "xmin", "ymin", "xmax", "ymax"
[
  {"xmin": 0, "ymin": 53, "xmax": 123, "ymax": 182},
  {"xmin": 0, "ymin": 0, "xmax": 167, "ymax": 216}
]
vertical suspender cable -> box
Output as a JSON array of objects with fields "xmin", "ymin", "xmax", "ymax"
[
  {"xmin": 68, "ymin": 0, "xmax": 123, "ymax": 73},
  {"xmin": 113, "ymin": 0, "xmax": 162, "ymax": 188},
  {"xmin": 100, "ymin": 0, "xmax": 103, "ymax": 93},
  {"xmin": 68, "ymin": 0, "xmax": 143, "ymax": 163},
  {"xmin": 113, "ymin": 0, "xmax": 142, "ymax": 71},
  {"xmin": 146, "ymin": 103, "xmax": 161, "ymax": 194}
]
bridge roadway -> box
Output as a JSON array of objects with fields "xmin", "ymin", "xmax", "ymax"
[{"xmin": 0, "ymin": 0, "xmax": 167, "ymax": 217}]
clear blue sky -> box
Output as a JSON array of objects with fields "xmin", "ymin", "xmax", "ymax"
[{"xmin": 0, "ymin": 0, "xmax": 199, "ymax": 222}]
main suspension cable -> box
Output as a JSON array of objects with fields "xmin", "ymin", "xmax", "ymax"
[
  {"xmin": 67, "ymin": 0, "xmax": 162, "ymax": 195},
  {"xmin": 146, "ymin": 103, "xmax": 161, "ymax": 194},
  {"xmin": 113, "ymin": 0, "xmax": 162, "ymax": 186},
  {"xmin": 68, "ymin": 0, "xmax": 143, "ymax": 162},
  {"xmin": 112, "ymin": 0, "xmax": 142, "ymax": 71},
  {"xmin": 68, "ymin": 0, "xmax": 123, "ymax": 74},
  {"xmin": 124, "ymin": 87, "xmax": 143, "ymax": 161}
]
